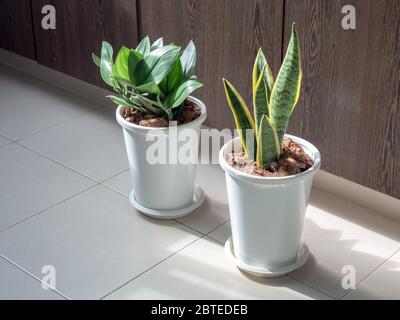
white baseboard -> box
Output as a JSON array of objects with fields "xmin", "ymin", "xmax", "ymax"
[
  {"xmin": 2, "ymin": 49, "xmax": 399, "ymax": 222},
  {"xmin": 314, "ymin": 170, "xmax": 400, "ymax": 222},
  {"xmin": 0, "ymin": 49, "xmax": 113, "ymax": 109}
]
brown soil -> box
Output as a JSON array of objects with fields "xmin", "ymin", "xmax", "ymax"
[
  {"xmin": 122, "ymin": 100, "xmax": 201, "ymax": 127},
  {"xmin": 228, "ymin": 139, "xmax": 314, "ymax": 177}
]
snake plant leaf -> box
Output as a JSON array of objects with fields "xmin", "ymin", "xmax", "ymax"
[
  {"xmin": 112, "ymin": 46, "xmax": 131, "ymax": 82},
  {"xmin": 92, "ymin": 53, "xmax": 101, "ymax": 67},
  {"xmin": 270, "ymin": 23, "xmax": 302, "ymax": 144},
  {"xmin": 256, "ymin": 115, "xmax": 281, "ymax": 168},
  {"xmin": 100, "ymin": 41, "xmax": 113, "ymax": 86},
  {"xmin": 180, "ymin": 40, "xmax": 196, "ymax": 81},
  {"xmin": 150, "ymin": 37, "xmax": 164, "ymax": 51},
  {"xmin": 253, "ymin": 63, "xmax": 269, "ymax": 137},
  {"xmin": 136, "ymin": 35, "xmax": 151, "ymax": 55},
  {"xmin": 223, "ymin": 79, "xmax": 256, "ymax": 159},
  {"xmin": 253, "ymin": 48, "xmax": 274, "ymax": 98},
  {"xmin": 164, "ymin": 79, "xmax": 203, "ymax": 109},
  {"xmin": 133, "ymin": 45, "xmax": 180, "ymax": 85}
]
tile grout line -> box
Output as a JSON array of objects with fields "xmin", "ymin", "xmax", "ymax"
[
  {"xmin": 340, "ymin": 247, "xmax": 400, "ymax": 300},
  {"xmin": 174, "ymin": 219, "xmax": 208, "ymax": 237},
  {"xmin": 0, "ymin": 183, "xmax": 100, "ymax": 233},
  {"xmin": 13, "ymin": 104, "xmax": 102, "ymax": 144},
  {"xmin": 0, "ymin": 254, "xmax": 70, "ymax": 300},
  {"xmin": 100, "ymin": 235, "xmax": 205, "ymax": 300},
  {"xmin": 0, "ymin": 142, "xmax": 13, "ymax": 149},
  {"xmin": 287, "ymin": 274, "xmax": 337, "ymax": 300},
  {"xmin": 100, "ymin": 168, "xmax": 130, "ymax": 184},
  {"xmin": 14, "ymin": 141, "xmax": 100, "ymax": 184},
  {"xmin": 100, "ymin": 182, "xmax": 230, "ymax": 238},
  {"xmin": 205, "ymin": 219, "xmax": 230, "ymax": 238}
]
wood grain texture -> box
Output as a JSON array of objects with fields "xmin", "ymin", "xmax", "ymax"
[
  {"xmin": 31, "ymin": 0, "xmax": 138, "ymax": 87},
  {"xmin": 0, "ymin": 0, "xmax": 36, "ymax": 59},
  {"xmin": 285, "ymin": 0, "xmax": 400, "ymax": 198},
  {"xmin": 138, "ymin": 0, "xmax": 284, "ymax": 129}
]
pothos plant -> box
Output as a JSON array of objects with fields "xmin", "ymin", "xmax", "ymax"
[
  {"xmin": 223, "ymin": 23, "xmax": 302, "ymax": 168},
  {"xmin": 92, "ymin": 36, "xmax": 203, "ymax": 121}
]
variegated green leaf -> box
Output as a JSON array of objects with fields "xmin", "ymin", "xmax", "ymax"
[
  {"xmin": 253, "ymin": 63, "xmax": 268, "ymax": 137},
  {"xmin": 100, "ymin": 41, "xmax": 113, "ymax": 86},
  {"xmin": 136, "ymin": 35, "xmax": 150, "ymax": 55},
  {"xmin": 181, "ymin": 40, "xmax": 196, "ymax": 81},
  {"xmin": 133, "ymin": 45, "xmax": 180, "ymax": 85},
  {"xmin": 92, "ymin": 53, "xmax": 101, "ymax": 67},
  {"xmin": 270, "ymin": 23, "xmax": 302, "ymax": 144},
  {"xmin": 256, "ymin": 115, "xmax": 281, "ymax": 168},
  {"xmin": 112, "ymin": 46, "xmax": 131, "ymax": 82},
  {"xmin": 253, "ymin": 48, "xmax": 274, "ymax": 99},
  {"xmin": 150, "ymin": 37, "xmax": 163, "ymax": 51},
  {"xmin": 223, "ymin": 79, "xmax": 255, "ymax": 160},
  {"xmin": 164, "ymin": 79, "xmax": 203, "ymax": 109}
]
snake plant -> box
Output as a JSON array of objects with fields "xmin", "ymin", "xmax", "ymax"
[
  {"xmin": 223, "ymin": 23, "xmax": 302, "ymax": 168},
  {"xmin": 92, "ymin": 36, "xmax": 203, "ymax": 120}
]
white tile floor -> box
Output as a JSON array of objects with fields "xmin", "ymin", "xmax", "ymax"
[{"xmin": 1, "ymin": 63, "xmax": 400, "ymax": 300}]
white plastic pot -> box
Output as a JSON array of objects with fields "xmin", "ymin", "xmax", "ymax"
[
  {"xmin": 116, "ymin": 96, "xmax": 207, "ymax": 219},
  {"xmin": 219, "ymin": 135, "xmax": 321, "ymax": 276}
]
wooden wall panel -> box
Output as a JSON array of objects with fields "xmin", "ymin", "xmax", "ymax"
[
  {"xmin": 138, "ymin": 0, "xmax": 284, "ymax": 129},
  {"xmin": 31, "ymin": 0, "xmax": 138, "ymax": 87},
  {"xmin": 0, "ymin": 0, "xmax": 36, "ymax": 59},
  {"xmin": 285, "ymin": 0, "xmax": 400, "ymax": 198}
]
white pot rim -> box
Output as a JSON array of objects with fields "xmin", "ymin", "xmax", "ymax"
[
  {"xmin": 219, "ymin": 135, "xmax": 321, "ymax": 185},
  {"xmin": 116, "ymin": 96, "xmax": 207, "ymax": 133}
]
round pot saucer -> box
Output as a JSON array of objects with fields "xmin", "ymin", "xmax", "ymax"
[
  {"xmin": 129, "ymin": 185, "xmax": 205, "ymax": 219},
  {"xmin": 224, "ymin": 237, "xmax": 310, "ymax": 277}
]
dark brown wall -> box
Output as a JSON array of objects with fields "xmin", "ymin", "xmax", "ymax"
[
  {"xmin": 0, "ymin": 0, "xmax": 36, "ymax": 59},
  {"xmin": 30, "ymin": 0, "xmax": 138, "ymax": 87},
  {"xmin": 138, "ymin": 0, "xmax": 284, "ymax": 130},
  {"xmin": 285, "ymin": 0, "xmax": 400, "ymax": 198}
]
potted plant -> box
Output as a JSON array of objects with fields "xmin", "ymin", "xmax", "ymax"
[
  {"xmin": 219, "ymin": 23, "xmax": 321, "ymax": 276},
  {"xmin": 92, "ymin": 36, "xmax": 207, "ymax": 218}
]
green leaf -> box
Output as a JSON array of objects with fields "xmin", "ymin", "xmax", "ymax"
[
  {"xmin": 106, "ymin": 95, "xmax": 146, "ymax": 112},
  {"xmin": 136, "ymin": 35, "xmax": 151, "ymax": 55},
  {"xmin": 253, "ymin": 48, "xmax": 274, "ymax": 98},
  {"xmin": 222, "ymin": 79, "xmax": 255, "ymax": 160},
  {"xmin": 270, "ymin": 23, "xmax": 302, "ymax": 144},
  {"xmin": 112, "ymin": 46, "xmax": 131, "ymax": 82},
  {"xmin": 256, "ymin": 115, "xmax": 281, "ymax": 168},
  {"xmin": 157, "ymin": 93, "xmax": 173, "ymax": 120},
  {"xmin": 151, "ymin": 37, "xmax": 164, "ymax": 51},
  {"xmin": 132, "ymin": 45, "xmax": 180, "ymax": 86},
  {"xmin": 180, "ymin": 40, "xmax": 196, "ymax": 80},
  {"xmin": 149, "ymin": 48, "xmax": 181, "ymax": 84},
  {"xmin": 100, "ymin": 41, "xmax": 113, "ymax": 86},
  {"xmin": 159, "ymin": 57, "xmax": 183, "ymax": 95},
  {"xmin": 92, "ymin": 53, "xmax": 101, "ymax": 67},
  {"xmin": 127, "ymin": 50, "xmax": 143, "ymax": 85},
  {"xmin": 253, "ymin": 63, "xmax": 269, "ymax": 137},
  {"xmin": 136, "ymin": 81, "xmax": 161, "ymax": 95},
  {"xmin": 165, "ymin": 80, "xmax": 203, "ymax": 109}
]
